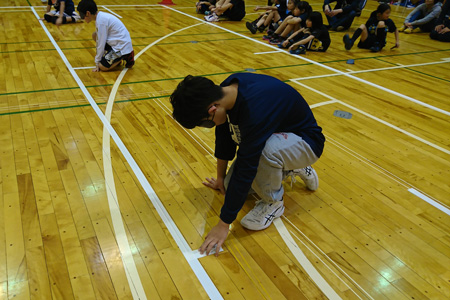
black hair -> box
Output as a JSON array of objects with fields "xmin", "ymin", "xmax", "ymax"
[
  {"xmin": 77, "ymin": 0, "xmax": 98, "ymax": 16},
  {"xmin": 170, "ymin": 75, "xmax": 224, "ymax": 129},
  {"xmin": 370, "ymin": 3, "xmax": 390, "ymax": 19},
  {"xmin": 307, "ymin": 11, "xmax": 323, "ymax": 29},
  {"xmin": 297, "ymin": 1, "xmax": 312, "ymax": 15}
]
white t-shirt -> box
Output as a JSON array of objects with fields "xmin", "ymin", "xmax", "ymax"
[{"xmin": 95, "ymin": 11, "xmax": 133, "ymax": 63}]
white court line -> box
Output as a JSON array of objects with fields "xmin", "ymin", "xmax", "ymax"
[
  {"xmin": 292, "ymin": 60, "xmax": 450, "ymax": 83},
  {"xmin": 32, "ymin": 6, "xmax": 222, "ymax": 300},
  {"xmin": 155, "ymin": 90, "xmax": 348, "ymax": 297},
  {"xmin": 292, "ymin": 81, "xmax": 450, "ymax": 216},
  {"xmin": 310, "ymin": 100, "xmax": 338, "ymax": 108},
  {"xmin": 154, "ymin": 99, "xmax": 216, "ymax": 157},
  {"xmin": 281, "ymin": 217, "xmax": 375, "ymax": 300},
  {"xmin": 73, "ymin": 66, "xmax": 96, "ymax": 70},
  {"xmin": 101, "ymin": 20, "xmax": 224, "ymax": 300},
  {"xmin": 326, "ymin": 136, "xmax": 450, "ymax": 216},
  {"xmin": 103, "ymin": 71, "xmax": 146, "ymax": 300},
  {"xmin": 30, "ymin": 6, "xmax": 147, "ymax": 300},
  {"xmin": 163, "ymin": 5, "xmax": 450, "ymax": 118},
  {"xmin": 254, "ymin": 50, "xmax": 283, "ymax": 55},
  {"xmin": 274, "ymin": 218, "xmax": 344, "ymax": 300},
  {"xmin": 408, "ymin": 189, "xmax": 450, "ymax": 216},
  {"xmin": 102, "ymin": 6, "xmax": 122, "ymax": 18},
  {"xmin": 291, "ymin": 80, "xmax": 450, "ymax": 156}
]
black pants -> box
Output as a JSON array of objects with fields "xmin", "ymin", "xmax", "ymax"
[{"xmin": 430, "ymin": 20, "xmax": 450, "ymax": 42}]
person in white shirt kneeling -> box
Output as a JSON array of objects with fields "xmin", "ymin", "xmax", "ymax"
[{"xmin": 77, "ymin": 0, "xmax": 135, "ymax": 72}]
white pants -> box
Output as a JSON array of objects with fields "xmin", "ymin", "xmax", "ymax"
[{"xmin": 225, "ymin": 132, "xmax": 319, "ymax": 202}]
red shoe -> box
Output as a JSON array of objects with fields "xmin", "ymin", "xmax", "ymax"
[{"xmin": 124, "ymin": 50, "xmax": 135, "ymax": 68}]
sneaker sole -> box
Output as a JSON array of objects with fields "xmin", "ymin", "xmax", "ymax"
[{"xmin": 240, "ymin": 205, "xmax": 285, "ymax": 231}]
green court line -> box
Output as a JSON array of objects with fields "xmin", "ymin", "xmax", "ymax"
[
  {"xmin": 0, "ymin": 61, "xmax": 314, "ymax": 97},
  {"xmin": 0, "ymin": 102, "xmax": 92, "ymax": 116},
  {"xmin": 3, "ymin": 46, "xmax": 448, "ymax": 94},
  {"xmin": 374, "ymin": 57, "xmax": 450, "ymax": 83},
  {"xmin": 3, "ymin": 48, "xmax": 448, "ymax": 96},
  {"xmin": 0, "ymin": 37, "xmax": 246, "ymax": 54},
  {"xmin": 0, "ymin": 86, "xmax": 80, "ymax": 97},
  {"xmin": 320, "ymin": 48, "xmax": 450, "ymax": 64},
  {"xmin": 0, "ymin": 30, "xmax": 250, "ymax": 45},
  {"xmin": 0, "ymin": 95, "xmax": 170, "ymax": 116}
]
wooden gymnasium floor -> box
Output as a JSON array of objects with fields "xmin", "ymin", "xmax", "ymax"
[{"xmin": 0, "ymin": 0, "xmax": 449, "ymax": 299}]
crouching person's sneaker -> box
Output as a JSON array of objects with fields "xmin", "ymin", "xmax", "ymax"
[
  {"xmin": 287, "ymin": 166, "xmax": 319, "ymax": 191},
  {"xmin": 240, "ymin": 200, "xmax": 285, "ymax": 230},
  {"xmin": 124, "ymin": 50, "xmax": 135, "ymax": 68}
]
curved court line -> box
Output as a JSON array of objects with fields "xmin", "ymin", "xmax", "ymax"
[
  {"xmin": 156, "ymin": 97, "xmax": 355, "ymax": 298},
  {"xmin": 101, "ymin": 21, "xmax": 224, "ymax": 300},
  {"xmin": 103, "ymin": 72, "xmax": 147, "ymax": 300},
  {"xmin": 279, "ymin": 217, "xmax": 374, "ymax": 300},
  {"xmin": 163, "ymin": 5, "xmax": 450, "ymax": 118},
  {"xmin": 291, "ymin": 80, "xmax": 450, "ymax": 156},
  {"xmin": 31, "ymin": 5, "xmax": 222, "ymax": 299},
  {"xmin": 30, "ymin": 6, "xmax": 148, "ymax": 299},
  {"xmin": 274, "ymin": 218, "xmax": 344, "ymax": 300},
  {"xmin": 156, "ymin": 94, "xmax": 449, "ymax": 299}
]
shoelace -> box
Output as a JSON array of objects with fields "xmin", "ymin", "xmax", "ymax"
[
  {"xmin": 289, "ymin": 172, "xmax": 297, "ymax": 188},
  {"xmin": 288, "ymin": 167, "xmax": 312, "ymax": 188},
  {"xmin": 251, "ymin": 200, "xmax": 272, "ymax": 217}
]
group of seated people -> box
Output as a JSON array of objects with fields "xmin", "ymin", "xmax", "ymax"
[{"xmin": 195, "ymin": 0, "xmax": 450, "ymax": 54}]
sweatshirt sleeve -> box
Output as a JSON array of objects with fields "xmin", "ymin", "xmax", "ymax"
[
  {"xmin": 405, "ymin": 4, "xmax": 422, "ymax": 23},
  {"xmin": 342, "ymin": 0, "xmax": 359, "ymax": 14},
  {"xmin": 95, "ymin": 23, "xmax": 108, "ymax": 64},
  {"xmin": 219, "ymin": 120, "xmax": 274, "ymax": 224},
  {"xmin": 214, "ymin": 122, "xmax": 237, "ymax": 161},
  {"xmin": 219, "ymin": 135, "xmax": 267, "ymax": 224},
  {"xmin": 411, "ymin": 4, "xmax": 442, "ymax": 26},
  {"xmin": 436, "ymin": 0, "xmax": 450, "ymax": 25}
]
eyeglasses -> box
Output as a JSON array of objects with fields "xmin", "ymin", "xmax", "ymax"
[{"xmin": 198, "ymin": 110, "xmax": 215, "ymax": 128}]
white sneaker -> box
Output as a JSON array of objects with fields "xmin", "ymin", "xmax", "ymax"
[
  {"xmin": 287, "ymin": 166, "xmax": 319, "ymax": 191},
  {"xmin": 240, "ymin": 200, "xmax": 285, "ymax": 230},
  {"xmin": 204, "ymin": 13, "xmax": 219, "ymax": 22}
]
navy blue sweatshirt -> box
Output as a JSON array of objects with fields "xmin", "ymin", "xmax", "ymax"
[
  {"xmin": 215, "ymin": 73, "xmax": 325, "ymax": 224},
  {"xmin": 323, "ymin": 0, "xmax": 360, "ymax": 15}
]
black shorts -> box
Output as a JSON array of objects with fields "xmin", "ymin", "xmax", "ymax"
[
  {"xmin": 358, "ymin": 34, "xmax": 385, "ymax": 49},
  {"xmin": 223, "ymin": 8, "xmax": 245, "ymax": 21},
  {"xmin": 100, "ymin": 44, "xmax": 130, "ymax": 68}
]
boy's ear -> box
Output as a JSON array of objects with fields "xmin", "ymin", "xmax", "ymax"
[{"xmin": 208, "ymin": 105, "xmax": 217, "ymax": 114}]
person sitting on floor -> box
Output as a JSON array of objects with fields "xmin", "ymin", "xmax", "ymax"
[{"xmin": 399, "ymin": 0, "xmax": 442, "ymax": 33}]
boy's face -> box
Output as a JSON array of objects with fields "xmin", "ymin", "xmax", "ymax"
[
  {"xmin": 293, "ymin": 7, "xmax": 301, "ymax": 16},
  {"xmin": 306, "ymin": 19, "xmax": 312, "ymax": 28},
  {"xmin": 287, "ymin": 0, "xmax": 294, "ymax": 11},
  {"xmin": 380, "ymin": 9, "xmax": 390, "ymax": 20},
  {"xmin": 81, "ymin": 11, "xmax": 94, "ymax": 23}
]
